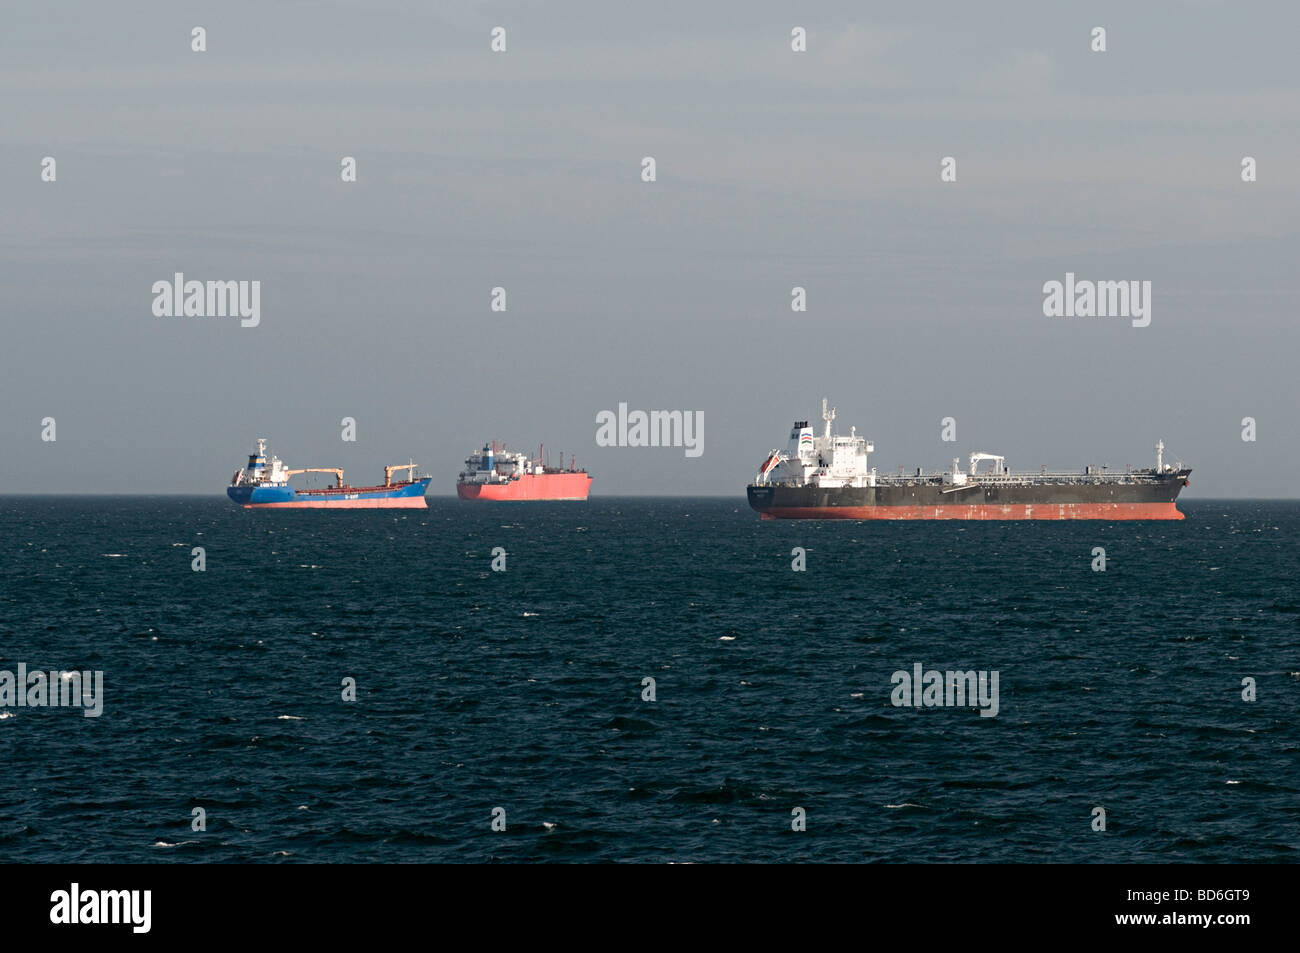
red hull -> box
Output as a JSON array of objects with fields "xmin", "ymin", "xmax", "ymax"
[
  {"xmin": 241, "ymin": 497, "xmax": 428, "ymax": 509},
  {"xmin": 457, "ymin": 472, "xmax": 592, "ymax": 501},
  {"xmin": 759, "ymin": 502, "xmax": 1184, "ymax": 520}
]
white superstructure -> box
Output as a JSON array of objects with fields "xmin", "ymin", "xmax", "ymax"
[
  {"xmin": 754, "ymin": 399, "xmax": 877, "ymax": 488},
  {"xmin": 231, "ymin": 438, "xmax": 290, "ymax": 486},
  {"xmin": 459, "ymin": 442, "xmax": 582, "ymax": 485}
]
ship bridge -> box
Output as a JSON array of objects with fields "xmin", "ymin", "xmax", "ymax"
[{"xmin": 755, "ymin": 399, "xmax": 876, "ymax": 489}]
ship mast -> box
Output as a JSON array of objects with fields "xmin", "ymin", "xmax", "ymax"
[{"xmin": 822, "ymin": 398, "xmax": 835, "ymax": 439}]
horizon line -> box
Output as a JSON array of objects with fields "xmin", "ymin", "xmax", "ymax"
[{"xmin": 0, "ymin": 494, "xmax": 1293, "ymax": 502}]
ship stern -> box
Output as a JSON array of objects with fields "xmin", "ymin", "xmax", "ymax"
[{"xmin": 747, "ymin": 484, "xmax": 776, "ymax": 517}]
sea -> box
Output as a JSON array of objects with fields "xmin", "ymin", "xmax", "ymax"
[{"xmin": 0, "ymin": 498, "xmax": 1295, "ymax": 862}]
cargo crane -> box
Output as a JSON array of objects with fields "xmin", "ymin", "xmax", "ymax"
[
  {"xmin": 968, "ymin": 452, "xmax": 1006, "ymax": 476},
  {"xmin": 384, "ymin": 461, "xmax": 419, "ymax": 487},
  {"xmin": 285, "ymin": 467, "xmax": 344, "ymax": 488}
]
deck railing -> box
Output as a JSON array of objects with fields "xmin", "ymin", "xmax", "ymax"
[{"xmin": 759, "ymin": 468, "xmax": 1187, "ymax": 488}]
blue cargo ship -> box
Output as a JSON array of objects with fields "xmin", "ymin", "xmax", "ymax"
[{"xmin": 227, "ymin": 439, "xmax": 431, "ymax": 509}]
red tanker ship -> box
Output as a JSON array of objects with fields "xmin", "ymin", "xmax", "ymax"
[{"xmin": 456, "ymin": 442, "xmax": 592, "ymax": 501}]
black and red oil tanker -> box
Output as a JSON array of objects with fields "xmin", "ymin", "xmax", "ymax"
[{"xmin": 747, "ymin": 400, "xmax": 1191, "ymax": 520}]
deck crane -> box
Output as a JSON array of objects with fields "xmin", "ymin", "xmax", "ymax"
[
  {"xmin": 285, "ymin": 467, "xmax": 344, "ymax": 487},
  {"xmin": 384, "ymin": 461, "xmax": 419, "ymax": 487},
  {"xmin": 968, "ymin": 452, "xmax": 1006, "ymax": 476}
]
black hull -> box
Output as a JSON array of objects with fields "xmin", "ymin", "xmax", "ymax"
[{"xmin": 747, "ymin": 471, "xmax": 1191, "ymax": 520}]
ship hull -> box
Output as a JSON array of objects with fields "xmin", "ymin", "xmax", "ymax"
[
  {"xmin": 748, "ymin": 474, "xmax": 1189, "ymax": 520},
  {"xmin": 229, "ymin": 478, "xmax": 431, "ymax": 509},
  {"xmin": 457, "ymin": 472, "xmax": 592, "ymax": 501}
]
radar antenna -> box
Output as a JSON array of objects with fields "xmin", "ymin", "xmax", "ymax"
[{"xmin": 822, "ymin": 398, "xmax": 836, "ymax": 438}]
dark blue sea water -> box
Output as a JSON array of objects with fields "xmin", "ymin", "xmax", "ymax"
[{"xmin": 0, "ymin": 498, "xmax": 1295, "ymax": 862}]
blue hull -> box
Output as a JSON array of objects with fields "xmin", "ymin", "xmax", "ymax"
[{"xmin": 228, "ymin": 478, "xmax": 431, "ymax": 508}]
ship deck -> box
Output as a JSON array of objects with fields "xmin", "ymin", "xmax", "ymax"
[
  {"xmin": 760, "ymin": 468, "xmax": 1189, "ymax": 490},
  {"xmin": 297, "ymin": 480, "xmax": 428, "ymax": 496}
]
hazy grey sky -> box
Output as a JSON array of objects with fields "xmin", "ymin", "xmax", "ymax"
[{"xmin": 3, "ymin": 1, "xmax": 1298, "ymax": 495}]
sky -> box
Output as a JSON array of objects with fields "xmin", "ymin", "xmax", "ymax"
[{"xmin": 2, "ymin": 1, "xmax": 1298, "ymax": 496}]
